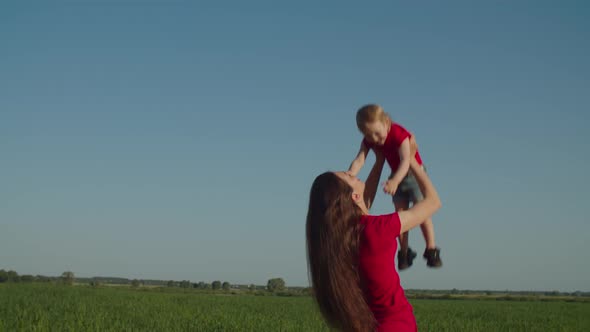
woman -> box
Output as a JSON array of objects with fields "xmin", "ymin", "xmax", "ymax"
[{"xmin": 306, "ymin": 147, "xmax": 441, "ymax": 331}]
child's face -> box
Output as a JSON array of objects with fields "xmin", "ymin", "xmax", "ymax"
[{"xmin": 362, "ymin": 120, "xmax": 389, "ymax": 146}]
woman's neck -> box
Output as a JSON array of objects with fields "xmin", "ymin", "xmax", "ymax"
[{"xmin": 358, "ymin": 202, "xmax": 369, "ymax": 215}]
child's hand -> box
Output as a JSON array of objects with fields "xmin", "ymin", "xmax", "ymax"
[{"xmin": 383, "ymin": 179, "xmax": 398, "ymax": 195}]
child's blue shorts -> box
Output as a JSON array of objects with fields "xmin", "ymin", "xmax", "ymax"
[{"xmin": 392, "ymin": 166, "xmax": 426, "ymax": 204}]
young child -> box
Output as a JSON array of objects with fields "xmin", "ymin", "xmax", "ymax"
[{"xmin": 348, "ymin": 104, "xmax": 442, "ymax": 270}]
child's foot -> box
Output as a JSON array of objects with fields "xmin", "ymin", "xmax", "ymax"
[
  {"xmin": 397, "ymin": 247, "xmax": 417, "ymax": 270},
  {"xmin": 423, "ymin": 248, "xmax": 442, "ymax": 268}
]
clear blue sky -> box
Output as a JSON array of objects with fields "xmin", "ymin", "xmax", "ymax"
[{"xmin": 1, "ymin": 1, "xmax": 589, "ymax": 292}]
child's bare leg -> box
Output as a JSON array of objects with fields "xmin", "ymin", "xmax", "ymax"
[
  {"xmin": 394, "ymin": 199, "xmax": 410, "ymax": 252},
  {"xmin": 394, "ymin": 198, "xmax": 418, "ymax": 270},
  {"xmin": 399, "ymin": 231, "xmax": 409, "ymax": 252},
  {"xmin": 420, "ymin": 217, "xmax": 436, "ymax": 249},
  {"xmin": 416, "ymin": 207, "xmax": 442, "ymax": 268},
  {"xmin": 408, "ymin": 168, "xmax": 438, "ymax": 251}
]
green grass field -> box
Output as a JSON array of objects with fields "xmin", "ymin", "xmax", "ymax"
[{"xmin": 1, "ymin": 283, "xmax": 588, "ymax": 331}]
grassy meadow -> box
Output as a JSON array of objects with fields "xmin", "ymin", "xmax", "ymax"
[{"xmin": 1, "ymin": 283, "xmax": 588, "ymax": 331}]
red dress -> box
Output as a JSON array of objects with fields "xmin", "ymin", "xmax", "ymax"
[{"xmin": 359, "ymin": 212, "xmax": 418, "ymax": 332}]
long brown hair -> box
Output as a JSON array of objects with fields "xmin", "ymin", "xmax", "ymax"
[{"xmin": 306, "ymin": 172, "xmax": 376, "ymax": 332}]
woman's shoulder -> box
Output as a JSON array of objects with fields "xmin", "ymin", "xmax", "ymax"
[
  {"xmin": 361, "ymin": 213, "xmax": 401, "ymax": 237},
  {"xmin": 362, "ymin": 212, "xmax": 400, "ymax": 223}
]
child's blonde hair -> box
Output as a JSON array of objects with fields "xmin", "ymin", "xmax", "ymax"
[{"xmin": 356, "ymin": 104, "xmax": 392, "ymax": 131}]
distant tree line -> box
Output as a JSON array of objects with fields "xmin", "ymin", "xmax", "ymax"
[
  {"xmin": 164, "ymin": 280, "xmax": 232, "ymax": 290},
  {"xmin": 4, "ymin": 269, "xmax": 584, "ymax": 299},
  {"xmin": 0, "ymin": 270, "xmax": 296, "ymax": 296},
  {"xmin": 0, "ymin": 269, "xmax": 75, "ymax": 285},
  {"xmin": 405, "ymin": 288, "xmax": 590, "ymax": 300}
]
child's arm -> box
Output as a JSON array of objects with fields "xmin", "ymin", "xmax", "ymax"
[
  {"xmin": 409, "ymin": 135, "xmax": 418, "ymax": 155},
  {"xmin": 383, "ymin": 137, "xmax": 411, "ymax": 194},
  {"xmin": 398, "ymin": 157, "xmax": 441, "ymax": 233},
  {"xmin": 348, "ymin": 141, "xmax": 369, "ymax": 177}
]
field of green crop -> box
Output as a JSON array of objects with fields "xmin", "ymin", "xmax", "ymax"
[
  {"xmin": 413, "ymin": 299, "xmax": 589, "ymax": 331},
  {"xmin": 1, "ymin": 283, "xmax": 588, "ymax": 331}
]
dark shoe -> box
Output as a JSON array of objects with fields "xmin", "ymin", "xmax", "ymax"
[
  {"xmin": 423, "ymin": 248, "xmax": 442, "ymax": 268},
  {"xmin": 397, "ymin": 247, "xmax": 417, "ymax": 270}
]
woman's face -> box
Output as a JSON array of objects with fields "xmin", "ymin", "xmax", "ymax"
[{"xmin": 334, "ymin": 171, "xmax": 365, "ymax": 197}]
